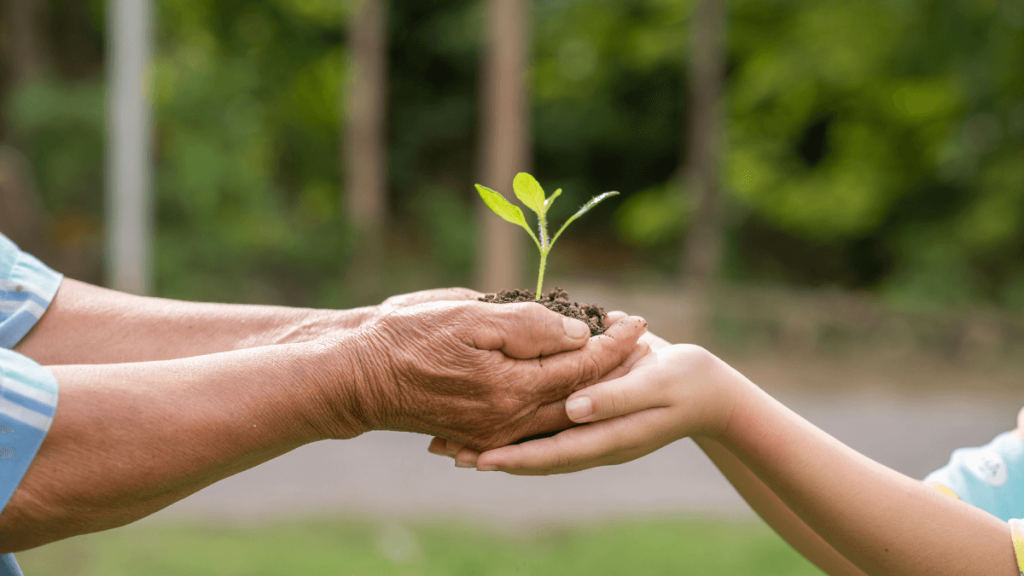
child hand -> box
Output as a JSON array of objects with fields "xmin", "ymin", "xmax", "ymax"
[{"xmin": 430, "ymin": 342, "xmax": 743, "ymax": 475}]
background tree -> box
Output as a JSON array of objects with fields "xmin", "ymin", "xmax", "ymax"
[
  {"xmin": 344, "ymin": 0, "xmax": 388, "ymax": 294},
  {"xmin": 679, "ymin": 0, "xmax": 727, "ymax": 342},
  {"xmin": 475, "ymin": 0, "xmax": 530, "ymax": 292},
  {"xmin": 0, "ymin": 0, "xmax": 49, "ymax": 256},
  {"xmin": 0, "ymin": 0, "xmax": 1019, "ymax": 316},
  {"xmin": 106, "ymin": 0, "xmax": 153, "ymax": 295}
]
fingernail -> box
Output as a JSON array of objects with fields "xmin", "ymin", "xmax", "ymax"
[
  {"xmin": 566, "ymin": 396, "xmax": 593, "ymax": 421},
  {"xmin": 478, "ymin": 465, "xmax": 498, "ymax": 472},
  {"xmin": 455, "ymin": 461, "xmax": 475, "ymax": 468},
  {"xmin": 603, "ymin": 311, "xmax": 628, "ymax": 326},
  {"xmin": 563, "ymin": 317, "xmax": 589, "ymax": 339}
]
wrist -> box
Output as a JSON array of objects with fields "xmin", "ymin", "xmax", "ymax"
[
  {"xmin": 299, "ymin": 330, "xmax": 390, "ymax": 440},
  {"xmin": 712, "ymin": 368, "xmax": 768, "ymax": 451},
  {"xmin": 296, "ymin": 307, "xmax": 380, "ymax": 341},
  {"xmin": 336, "ymin": 305, "xmax": 381, "ymax": 330},
  {"xmin": 686, "ymin": 347, "xmax": 758, "ymax": 442}
]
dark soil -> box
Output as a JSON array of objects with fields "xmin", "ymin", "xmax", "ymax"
[{"xmin": 478, "ymin": 287, "xmax": 608, "ymax": 336}]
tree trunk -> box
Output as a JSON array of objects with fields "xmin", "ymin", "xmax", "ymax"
[
  {"xmin": 3, "ymin": 0, "xmax": 47, "ymax": 83},
  {"xmin": 0, "ymin": 144, "xmax": 46, "ymax": 254},
  {"xmin": 679, "ymin": 0, "xmax": 727, "ymax": 343},
  {"xmin": 475, "ymin": 0, "xmax": 530, "ymax": 293},
  {"xmin": 106, "ymin": 0, "xmax": 153, "ymax": 295},
  {"xmin": 344, "ymin": 0, "xmax": 388, "ymax": 295},
  {"xmin": 0, "ymin": 0, "xmax": 48, "ymax": 254}
]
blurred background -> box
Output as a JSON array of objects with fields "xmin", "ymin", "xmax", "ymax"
[{"xmin": 2, "ymin": 0, "xmax": 1023, "ymax": 574}]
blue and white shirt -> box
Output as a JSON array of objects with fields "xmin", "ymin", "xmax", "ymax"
[
  {"xmin": 926, "ymin": 427, "xmax": 1024, "ymax": 574},
  {"xmin": 0, "ymin": 233, "xmax": 63, "ymax": 576}
]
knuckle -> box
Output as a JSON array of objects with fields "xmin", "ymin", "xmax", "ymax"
[
  {"xmin": 608, "ymin": 386, "xmax": 630, "ymax": 416},
  {"xmin": 577, "ymin": 355, "xmax": 604, "ymax": 386},
  {"xmin": 677, "ymin": 344, "xmax": 715, "ymax": 370},
  {"xmin": 551, "ymin": 438, "xmax": 573, "ymax": 470},
  {"xmin": 554, "ymin": 451, "xmax": 572, "ymax": 470}
]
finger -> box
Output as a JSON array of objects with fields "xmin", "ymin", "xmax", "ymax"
[
  {"xmin": 564, "ymin": 357, "xmax": 666, "ymax": 423},
  {"xmin": 469, "ymin": 301, "xmax": 592, "ymax": 359},
  {"xmin": 444, "ymin": 439, "xmax": 466, "ymax": 457},
  {"xmin": 506, "ymin": 400, "xmax": 574, "ymax": 447},
  {"xmin": 428, "ymin": 436, "xmax": 448, "ymax": 456},
  {"xmin": 520, "ymin": 315, "xmax": 648, "ymax": 405},
  {"xmin": 595, "ymin": 364, "xmax": 629, "ymax": 385},
  {"xmin": 620, "ymin": 340, "xmax": 652, "ymax": 371},
  {"xmin": 594, "ymin": 340, "xmax": 651, "ymax": 384},
  {"xmin": 477, "ymin": 408, "xmax": 669, "ymax": 475},
  {"xmin": 454, "ymin": 446, "xmax": 481, "ymax": 468},
  {"xmin": 603, "ymin": 311, "xmax": 628, "ymax": 326}
]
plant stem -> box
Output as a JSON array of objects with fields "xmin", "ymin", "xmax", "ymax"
[{"xmin": 536, "ymin": 250, "xmax": 547, "ymax": 300}]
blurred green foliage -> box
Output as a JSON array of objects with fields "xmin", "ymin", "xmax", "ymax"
[{"xmin": 1, "ymin": 0, "xmax": 1022, "ymax": 307}]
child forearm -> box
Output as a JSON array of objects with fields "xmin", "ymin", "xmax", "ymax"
[
  {"xmin": 695, "ymin": 437, "xmax": 867, "ymax": 576},
  {"xmin": 469, "ymin": 343, "xmax": 1018, "ymax": 574},
  {"xmin": 718, "ymin": 381, "xmax": 1017, "ymax": 576}
]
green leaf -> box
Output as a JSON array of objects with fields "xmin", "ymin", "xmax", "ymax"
[
  {"xmin": 513, "ymin": 172, "xmax": 546, "ymax": 215},
  {"xmin": 475, "ymin": 184, "xmax": 541, "ymax": 249},
  {"xmin": 544, "ymin": 188, "xmax": 562, "ymax": 211},
  {"xmin": 550, "ymin": 191, "xmax": 619, "ymax": 248}
]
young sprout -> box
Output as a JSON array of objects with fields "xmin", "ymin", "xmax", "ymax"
[{"xmin": 476, "ymin": 172, "xmax": 619, "ymax": 301}]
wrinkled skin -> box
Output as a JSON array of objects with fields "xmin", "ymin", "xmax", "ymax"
[
  {"xmin": 339, "ymin": 300, "xmax": 648, "ymax": 451},
  {"xmin": 426, "ymin": 312, "xmax": 661, "ymax": 462}
]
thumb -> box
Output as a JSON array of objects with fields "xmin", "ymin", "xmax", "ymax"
[
  {"xmin": 469, "ymin": 301, "xmax": 591, "ymax": 359},
  {"xmin": 564, "ymin": 355, "xmax": 664, "ymax": 423}
]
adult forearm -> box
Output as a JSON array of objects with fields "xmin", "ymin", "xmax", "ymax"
[
  {"xmin": 695, "ymin": 438, "xmax": 866, "ymax": 576},
  {"xmin": 0, "ymin": 340, "xmax": 366, "ymax": 552},
  {"xmin": 718, "ymin": 381, "xmax": 1017, "ymax": 576},
  {"xmin": 14, "ymin": 279, "xmax": 376, "ymax": 365}
]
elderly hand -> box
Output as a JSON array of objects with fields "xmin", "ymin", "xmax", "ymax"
[
  {"xmin": 320, "ymin": 301, "xmax": 648, "ymax": 450},
  {"xmin": 426, "ymin": 313, "xmax": 664, "ymax": 463},
  {"xmin": 374, "ymin": 287, "xmax": 484, "ymax": 319}
]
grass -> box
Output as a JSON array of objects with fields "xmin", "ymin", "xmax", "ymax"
[{"xmin": 15, "ymin": 517, "xmax": 824, "ymax": 576}]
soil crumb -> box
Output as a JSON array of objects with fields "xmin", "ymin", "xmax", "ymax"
[{"xmin": 478, "ymin": 287, "xmax": 607, "ymax": 336}]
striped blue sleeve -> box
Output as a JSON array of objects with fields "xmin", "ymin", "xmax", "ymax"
[
  {"xmin": 0, "ymin": 350, "xmax": 58, "ymax": 510},
  {"xmin": 0, "ymin": 233, "xmax": 62, "ymax": 576},
  {"xmin": 0, "ymin": 233, "xmax": 63, "ymax": 349}
]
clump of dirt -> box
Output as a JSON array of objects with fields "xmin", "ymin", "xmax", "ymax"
[{"xmin": 478, "ymin": 287, "xmax": 607, "ymax": 336}]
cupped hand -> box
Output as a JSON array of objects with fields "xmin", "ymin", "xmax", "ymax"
[
  {"xmin": 431, "ymin": 341, "xmax": 743, "ymax": 474},
  {"xmin": 347, "ymin": 300, "xmax": 648, "ymax": 451},
  {"xmin": 426, "ymin": 313, "xmax": 665, "ymax": 465}
]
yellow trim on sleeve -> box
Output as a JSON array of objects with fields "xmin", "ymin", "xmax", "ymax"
[
  {"xmin": 1009, "ymin": 519, "xmax": 1024, "ymax": 576},
  {"xmin": 925, "ymin": 481, "xmax": 960, "ymax": 500}
]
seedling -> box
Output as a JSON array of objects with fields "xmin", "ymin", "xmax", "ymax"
[{"xmin": 476, "ymin": 172, "xmax": 618, "ymax": 300}]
